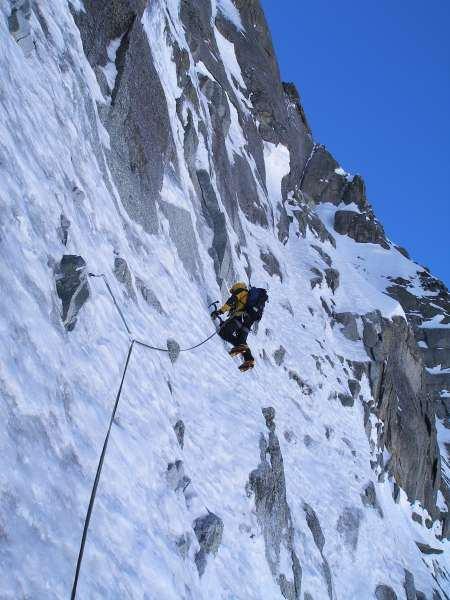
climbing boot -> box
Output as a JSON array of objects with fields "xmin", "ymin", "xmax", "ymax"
[
  {"xmin": 239, "ymin": 359, "xmax": 255, "ymax": 372},
  {"xmin": 229, "ymin": 344, "xmax": 249, "ymax": 357}
]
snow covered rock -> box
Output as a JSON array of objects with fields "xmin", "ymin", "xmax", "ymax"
[
  {"xmin": 403, "ymin": 569, "xmax": 418, "ymax": 600},
  {"xmin": 7, "ymin": 0, "xmax": 33, "ymax": 54},
  {"xmin": 1, "ymin": 0, "xmax": 449, "ymax": 597},
  {"xmin": 334, "ymin": 312, "xmax": 360, "ymax": 341},
  {"xmin": 135, "ymin": 277, "xmax": 164, "ymax": 313},
  {"xmin": 57, "ymin": 213, "xmax": 71, "ymax": 247},
  {"xmin": 54, "ymin": 255, "xmax": 90, "ymax": 331},
  {"xmin": 324, "ymin": 267, "xmax": 340, "ymax": 293},
  {"xmin": 167, "ymin": 338, "xmax": 181, "ymax": 364},
  {"xmin": 273, "ymin": 345, "xmax": 287, "ymax": 366},
  {"xmin": 334, "ymin": 209, "xmax": 389, "ymax": 249},
  {"xmin": 365, "ymin": 315, "xmax": 440, "ymax": 515},
  {"xmin": 248, "ymin": 408, "xmax": 302, "ymax": 599},
  {"xmin": 310, "ymin": 267, "xmax": 323, "ymax": 290},
  {"xmin": 375, "ymin": 584, "xmax": 398, "ymax": 600},
  {"xmin": 166, "ymin": 460, "xmax": 190, "ymax": 492},
  {"xmin": 193, "ymin": 512, "xmax": 224, "ymax": 577},
  {"xmin": 338, "ymin": 392, "xmax": 354, "ymax": 408},
  {"xmin": 72, "ymin": 0, "xmax": 173, "ymax": 235},
  {"xmin": 113, "ymin": 256, "xmax": 136, "ymax": 301}
]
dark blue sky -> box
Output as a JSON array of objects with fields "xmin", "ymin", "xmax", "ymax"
[{"xmin": 261, "ymin": 0, "xmax": 450, "ymax": 286}]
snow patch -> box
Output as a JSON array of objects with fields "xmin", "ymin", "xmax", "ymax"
[
  {"xmin": 334, "ymin": 166, "xmax": 354, "ymax": 182},
  {"xmin": 426, "ymin": 365, "xmax": 450, "ymax": 375},
  {"xmin": 0, "ymin": 1, "xmax": 448, "ymax": 598},
  {"xmin": 336, "ymin": 201, "xmax": 362, "ymax": 214},
  {"xmin": 314, "ymin": 203, "xmax": 405, "ymax": 319},
  {"xmin": 263, "ymin": 141, "xmax": 290, "ymax": 212},
  {"xmin": 437, "ymin": 490, "xmax": 448, "ymax": 511},
  {"xmin": 215, "ymin": 0, "xmax": 244, "ymax": 32},
  {"xmin": 100, "ymin": 35, "xmax": 123, "ymax": 92},
  {"xmin": 214, "ymin": 28, "xmax": 250, "ymax": 113},
  {"xmin": 421, "ymin": 314, "xmax": 450, "ymax": 329},
  {"xmin": 226, "ymin": 96, "xmax": 247, "ymax": 161}
]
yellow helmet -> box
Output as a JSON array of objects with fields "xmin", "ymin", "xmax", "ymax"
[{"xmin": 230, "ymin": 281, "xmax": 247, "ymax": 293}]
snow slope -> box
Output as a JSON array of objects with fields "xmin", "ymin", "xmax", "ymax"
[{"xmin": 0, "ymin": 1, "xmax": 448, "ymax": 599}]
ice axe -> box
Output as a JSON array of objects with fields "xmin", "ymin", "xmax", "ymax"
[{"xmin": 208, "ymin": 300, "xmax": 224, "ymax": 327}]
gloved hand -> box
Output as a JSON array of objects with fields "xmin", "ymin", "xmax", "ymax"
[{"xmin": 210, "ymin": 309, "xmax": 220, "ymax": 319}]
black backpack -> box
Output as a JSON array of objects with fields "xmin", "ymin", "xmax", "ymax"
[{"xmin": 246, "ymin": 287, "xmax": 268, "ymax": 323}]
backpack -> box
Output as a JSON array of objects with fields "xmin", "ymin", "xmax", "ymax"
[{"xmin": 245, "ymin": 287, "xmax": 268, "ymax": 323}]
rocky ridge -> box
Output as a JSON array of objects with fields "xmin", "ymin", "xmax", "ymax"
[{"xmin": 1, "ymin": 0, "xmax": 449, "ymax": 598}]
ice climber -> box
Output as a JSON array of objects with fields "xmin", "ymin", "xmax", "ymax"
[{"xmin": 210, "ymin": 282, "xmax": 268, "ymax": 372}]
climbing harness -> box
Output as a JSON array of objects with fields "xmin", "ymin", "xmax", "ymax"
[{"xmin": 71, "ymin": 274, "xmax": 224, "ymax": 599}]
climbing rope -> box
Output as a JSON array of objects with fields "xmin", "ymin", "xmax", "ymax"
[
  {"xmin": 88, "ymin": 273, "xmax": 132, "ymax": 335},
  {"xmin": 134, "ymin": 330, "xmax": 219, "ymax": 353},
  {"xmin": 88, "ymin": 273, "xmax": 221, "ymax": 352},
  {"xmin": 71, "ymin": 341, "xmax": 135, "ymax": 600},
  {"xmin": 71, "ymin": 274, "xmax": 224, "ymax": 599}
]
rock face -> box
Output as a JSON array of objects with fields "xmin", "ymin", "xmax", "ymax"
[
  {"xmin": 135, "ymin": 277, "xmax": 164, "ymax": 313},
  {"xmin": 248, "ymin": 408, "xmax": 302, "ymax": 600},
  {"xmin": 54, "ymin": 255, "xmax": 90, "ymax": 331},
  {"xmin": 375, "ymin": 585, "xmax": 398, "ymax": 600},
  {"xmin": 360, "ymin": 481, "xmax": 383, "ymax": 517},
  {"xmin": 303, "ymin": 503, "xmax": 334, "ymax": 599},
  {"xmin": 300, "ymin": 145, "xmax": 369, "ymax": 211},
  {"xmin": 324, "ymin": 268, "xmax": 339, "ymax": 293},
  {"xmin": 334, "ymin": 210, "xmax": 389, "ymax": 249},
  {"xmin": 166, "ymin": 460, "xmax": 190, "ymax": 492},
  {"xmin": 57, "ymin": 214, "xmax": 70, "ymax": 246},
  {"xmin": 363, "ymin": 314, "xmax": 440, "ymax": 516},
  {"xmin": 173, "ymin": 419, "xmax": 185, "ymax": 449},
  {"xmin": 72, "ymin": 0, "xmax": 173, "ymax": 235},
  {"xmin": 166, "ymin": 338, "xmax": 181, "ymax": 364},
  {"xmin": 7, "ymin": 0, "xmax": 33, "ymax": 54},
  {"xmin": 1, "ymin": 0, "xmax": 449, "ymax": 597},
  {"xmin": 292, "ymin": 106, "xmax": 450, "ymax": 516},
  {"xmin": 336, "ymin": 506, "xmax": 362, "ymax": 551},
  {"xmin": 113, "ymin": 256, "xmax": 136, "ymax": 301},
  {"xmin": 273, "ymin": 345, "xmax": 287, "ymax": 366},
  {"xmin": 403, "ymin": 569, "xmax": 417, "ymax": 600},
  {"xmin": 260, "ymin": 249, "xmax": 283, "ymax": 281},
  {"xmin": 193, "ymin": 512, "xmax": 224, "ymax": 577},
  {"xmin": 386, "ymin": 272, "xmax": 450, "ymax": 446},
  {"xmin": 334, "ymin": 312, "xmax": 360, "ymax": 342},
  {"xmin": 384, "ymin": 271, "xmax": 450, "ymax": 524},
  {"xmin": 282, "ymin": 82, "xmax": 311, "ymax": 136}
]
